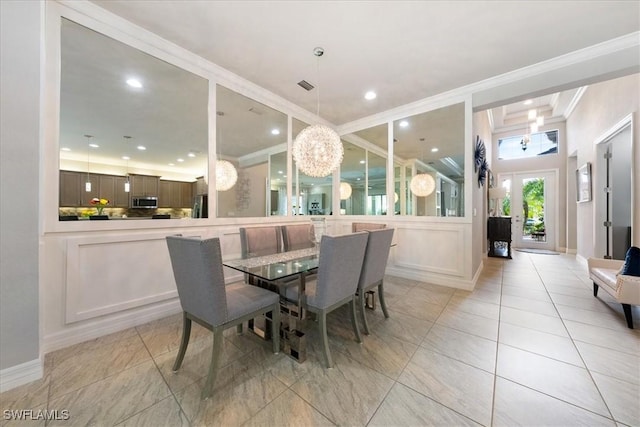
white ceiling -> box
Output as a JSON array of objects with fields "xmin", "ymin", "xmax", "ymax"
[{"xmin": 91, "ymin": 0, "xmax": 639, "ymax": 125}]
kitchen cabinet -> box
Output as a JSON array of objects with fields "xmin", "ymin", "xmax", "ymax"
[
  {"xmin": 159, "ymin": 180, "xmax": 195, "ymax": 208},
  {"xmin": 130, "ymin": 174, "xmax": 159, "ymax": 197},
  {"xmin": 59, "ymin": 171, "xmax": 82, "ymax": 206},
  {"xmin": 60, "ymin": 171, "xmax": 130, "ymax": 207},
  {"xmin": 113, "ymin": 176, "xmax": 130, "ymax": 207},
  {"xmin": 195, "ymin": 176, "xmax": 207, "ymax": 195}
]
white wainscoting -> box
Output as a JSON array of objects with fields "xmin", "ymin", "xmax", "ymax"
[
  {"xmin": 65, "ymin": 232, "xmax": 187, "ymax": 323},
  {"xmin": 393, "ymin": 225, "xmax": 465, "ymax": 277}
]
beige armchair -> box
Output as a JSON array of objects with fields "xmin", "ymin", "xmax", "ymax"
[{"xmin": 588, "ymin": 257, "xmax": 640, "ymax": 329}]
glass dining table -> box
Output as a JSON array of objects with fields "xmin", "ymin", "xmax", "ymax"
[{"xmin": 223, "ymin": 247, "xmax": 320, "ymax": 362}]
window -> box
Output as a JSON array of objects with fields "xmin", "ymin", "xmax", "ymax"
[{"xmin": 498, "ymin": 130, "xmax": 558, "ymax": 160}]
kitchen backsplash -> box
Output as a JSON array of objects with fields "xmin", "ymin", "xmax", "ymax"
[{"xmin": 59, "ymin": 207, "xmax": 192, "ymax": 219}]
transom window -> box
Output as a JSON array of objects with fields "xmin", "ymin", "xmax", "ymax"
[{"xmin": 498, "ymin": 130, "xmax": 559, "ymax": 160}]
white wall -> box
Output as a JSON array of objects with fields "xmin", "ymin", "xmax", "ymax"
[
  {"xmin": 566, "ymin": 73, "xmax": 640, "ymax": 259},
  {"xmin": 472, "ymin": 111, "xmax": 493, "ymax": 270},
  {"xmin": 0, "ymin": 1, "xmax": 42, "ymax": 377}
]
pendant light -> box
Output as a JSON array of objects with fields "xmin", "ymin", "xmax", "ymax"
[
  {"xmin": 339, "ymin": 182, "xmax": 352, "ymax": 199},
  {"xmin": 215, "ymin": 111, "xmax": 237, "ymax": 191},
  {"xmin": 410, "ymin": 145, "xmax": 435, "ymax": 197},
  {"xmin": 292, "ymin": 47, "xmax": 343, "ymax": 178},
  {"xmin": 123, "ymin": 136, "xmax": 131, "ymax": 192},
  {"xmin": 84, "ymin": 134, "xmax": 93, "ymax": 192}
]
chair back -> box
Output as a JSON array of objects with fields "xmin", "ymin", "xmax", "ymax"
[
  {"xmin": 352, "ymin": 222, "xmax": 386, "ymax": 232},
  {"xmin": 358, "ymin": 228, "xmax": 394, "ymax": 291},
  {"xmin": 166, "ymin": 236, "xmax": 228, "ymax": 326},
  {"xmin": 282, "ymin": 223, "xmax": 315, "ymax": 251},
  {"xmin": 314, "ymin": 232, "xmax": 369, "ymax": 309},
  {"xmin": 240, "ymin": 226, "xmax": 282, "ymax": 258}
]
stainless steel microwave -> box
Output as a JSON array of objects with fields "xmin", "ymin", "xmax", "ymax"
[{"xmin": 131, "ymin": 196, "xmax": 158, "ymax": 209}]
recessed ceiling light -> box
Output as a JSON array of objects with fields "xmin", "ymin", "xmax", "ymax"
[
  {"xmin": 122, "ymin": 156, "xmax": 130, "ymax": 160},
  {"xmin": 523, "ymin": 99, "xmax": 533, "ymax": 105},
  {"xmin": 271, "ymin": 128, "xmax": 280, "ymax": 135},
  {"xmin": 283, "ymin": 175, "xmax": 287, "ymax": 178},
  {"xmin": 399, "ymin": 120, "xmax": 409, "ymax": 128},
  {"xmin": 431, "ymin": 148, "xmax": 439, "ymax": 153},
  {"xmin": 177, "ymin": 158, "xmax": 184, "ymax": 162},
  {"xmin": 168, "ymin": 163, "xmax": 175, "ymax": 166},
  {"xmin": 188, "ymin": 152, "xmax": 196, "ymax": 158},
  {"xmin": 137, "ymin": 145, "xmax": 146, "ymax": 150},
  {"xmin": 359, "ymin": 160, "xmax": 365, "ymax": 164},
  {"xmin": 357, "ymin": 178, "xmax": 361, "ymax": 181},
  {"xmin": 278, "ymin": 170, "xmax": 283, "ymax": 174},
  {"xmin": 89, "ymin": 143, "xmax": 99, "ymax": 148},
  {"xmin": 126, "ymin": 78, "xmax": 142, "ymax": 88},
  {"xmin": 364, "ymin": 91, "xmax": 377, "ymax": 100},
  {"xmin": 61, "ymin": 147, "xmax": 71, "ymax": 151}
]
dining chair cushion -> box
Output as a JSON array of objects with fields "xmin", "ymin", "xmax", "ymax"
[
  {"xmin": 282, "ymin": 223, "xmax": 315, "ymax": 252},
  {"xmin": 240, "ymin": 226, "xmax": 282, "ymax": 258},
  {"xmin": 225, "ymin": 282, "xmax": 281, "ymax": 322},
  {"xmin": 284, "ymin": 278, "xmax": 318, "ymax": 306}
]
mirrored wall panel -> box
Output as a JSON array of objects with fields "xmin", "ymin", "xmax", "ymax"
[
  {"xmin": 393, "ymin": 103, "xmax": 465, "ymax": 217},
  {"xmin": 216, "ymin": 85, "xmax": 288, "ymax": 218},
  {"xmin": 58, "ymin": 18, "xmax": 209, "ymax": 220},
  {"xmin": 341, "ymin": 124, "xmax": 388, "ymax": 216},
  {"xmin": 293, "ymin": 118, "xmax": 333, "ymax": 216}
]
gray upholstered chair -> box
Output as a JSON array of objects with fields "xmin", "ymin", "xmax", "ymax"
[
  {"xmin": 284, "ymin": 232, "xmax": 369, "ymax": 368},
  {"xmin": 352, "ymin": 222, "xmax": 386, "ymax": 232},
  {"xmin": 282, "ymin": 223, "xmax": 315, "ymax": 252},
  {"xmin": 166, "ymin": 236, "xmax": 280, "ymax": 399},
  {"xmin": 239, "ymin": 225, "xmax": 283, "ymax": 258},
  {"xmin": 357, "ymin": 228, "xmax": 394, "ymax": 334}
]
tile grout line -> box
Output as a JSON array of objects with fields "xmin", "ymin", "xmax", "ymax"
[
  {"xmin": 488, "ymin": 257, "xmax": 507, "ymax": 427},
  {"xmin": 531, "ymin": 256, "xmax": 617, "ymax": 422}
]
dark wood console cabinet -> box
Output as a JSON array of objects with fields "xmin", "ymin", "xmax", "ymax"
[{"xmin": 488, "ymin": 216, "xmax": 512, "ymax": 259}]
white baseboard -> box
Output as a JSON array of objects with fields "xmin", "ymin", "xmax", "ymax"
[
  {"xmin": 0, "ymin": 357, "xmax": 43, "ymax": 393},
  {"xmin": 42, "ymin": 299, "xmax": 182, "ymax": 354},
  {"xmin": 565, "ymin": 248, "xmax": 577, "ymax": 254}
]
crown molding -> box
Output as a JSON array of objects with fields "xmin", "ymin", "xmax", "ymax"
[{"xmin": 563, "ymin": 86, "xmax": 588, "ymax": 120}]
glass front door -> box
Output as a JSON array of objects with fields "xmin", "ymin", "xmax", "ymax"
[{"xmin": 500, "ymin": 171, "xmax": 556, "ymax": 251}]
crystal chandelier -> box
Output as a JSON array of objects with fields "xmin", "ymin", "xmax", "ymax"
[
  {"xmin": 410, "ymin": 173, "xmax": 436, "ymax": 197},
  {"xmin": 292, "ymin": 47, "xmax": 343, "ymax": 178},
  {"xmin": 339, "ymin": 182, "xmax": 352, "ymax": 199},
  {"xmin": 215, "ymin": 159, "xmax": 237, "ymax": 191}
]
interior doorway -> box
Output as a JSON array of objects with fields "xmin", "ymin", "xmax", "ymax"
[
  {"xmin": 498, "ymin": 170, "xmax": 557, "ymax": 251},
  {"xmin": 594, "ymin": 115, "xmax": 634, "ymax": 259}
]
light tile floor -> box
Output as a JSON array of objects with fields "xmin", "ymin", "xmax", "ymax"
[{"xmin": 2, "ymin": 252, "xmax": 639, "ymax": 426}]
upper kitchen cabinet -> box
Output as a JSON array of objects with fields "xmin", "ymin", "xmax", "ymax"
[{"xmin": 130, "ymin": 174, "xmax": 159, "ymax": 197}]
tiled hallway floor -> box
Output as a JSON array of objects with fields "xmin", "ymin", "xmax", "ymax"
[{"xmin": 2, "ymin": 252, "xmax": 639, "ymax": 426}]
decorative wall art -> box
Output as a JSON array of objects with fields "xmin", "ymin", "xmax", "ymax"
[{"xmin": 474, "ymin": 135, "xmax": 486, "ymax": 173}]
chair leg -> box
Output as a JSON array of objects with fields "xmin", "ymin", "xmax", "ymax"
[
  {"xmin": 318, "ymin": 310, "xmax": 333, "ymax": 368},
  {"xmin": 358, "ymin": 290, "xmax": 370, "ymax": 335},
  {"xmin": 622, "ymin": 304, "xmax": 634, "ymax": 329},
  {"xmin": 271, "ymin": 305, "xmax": 280, "ymax": 354},
  {"xmin": 201, "ymin": 327, "xmax": 223, "ymax": 400},
  {"xmin": 593, "ymin": 282, "xmax": 599, "ymax": 297},
  {"xmin": 172, "ymin": 312, "xmax": 191, "ymax": 372},
  {"xmin": 349, "ymin": 298, "xmax": 362, "ymax": 344},
  {"xmin": 378, "ymin": 283, "xmax": 390, "ymax": 319}
]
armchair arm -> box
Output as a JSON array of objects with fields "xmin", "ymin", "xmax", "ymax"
[
  {"xmin": 588, "ymin": 257, "xmax": 624, "ymax": 271},
  {"xmin": 616, "ymin": 274, "xmax": 640, "ymax": 305}
]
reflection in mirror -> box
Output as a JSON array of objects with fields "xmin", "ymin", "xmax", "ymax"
[
  {"xmin": 216, "ymin": 85, "xmax": 288, "ymax": 218},
  {"xmin": 269, "ymin": 151, "xmax": 287, "ymax": 216},
  {"xmin": 393, "ymin": 103, "xmax": 465, "ymax": 217},
  {"xmin": 339, "ymin": 142, "xmax": 367, "ymax": 215},
  {"xmin": 341, "ymin": 123, "xmax": 388, "ymax": 216},
  {"xmin": 366, "ymin": 151, "xmax": 387, "ymax": 215},
  {"xmin": 58, "ymin": 18, "xmax": 208, "ymax": 220},
  {"xmin": 293, "ymin": 119, "xmax": 333, "ymax": 215}
]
